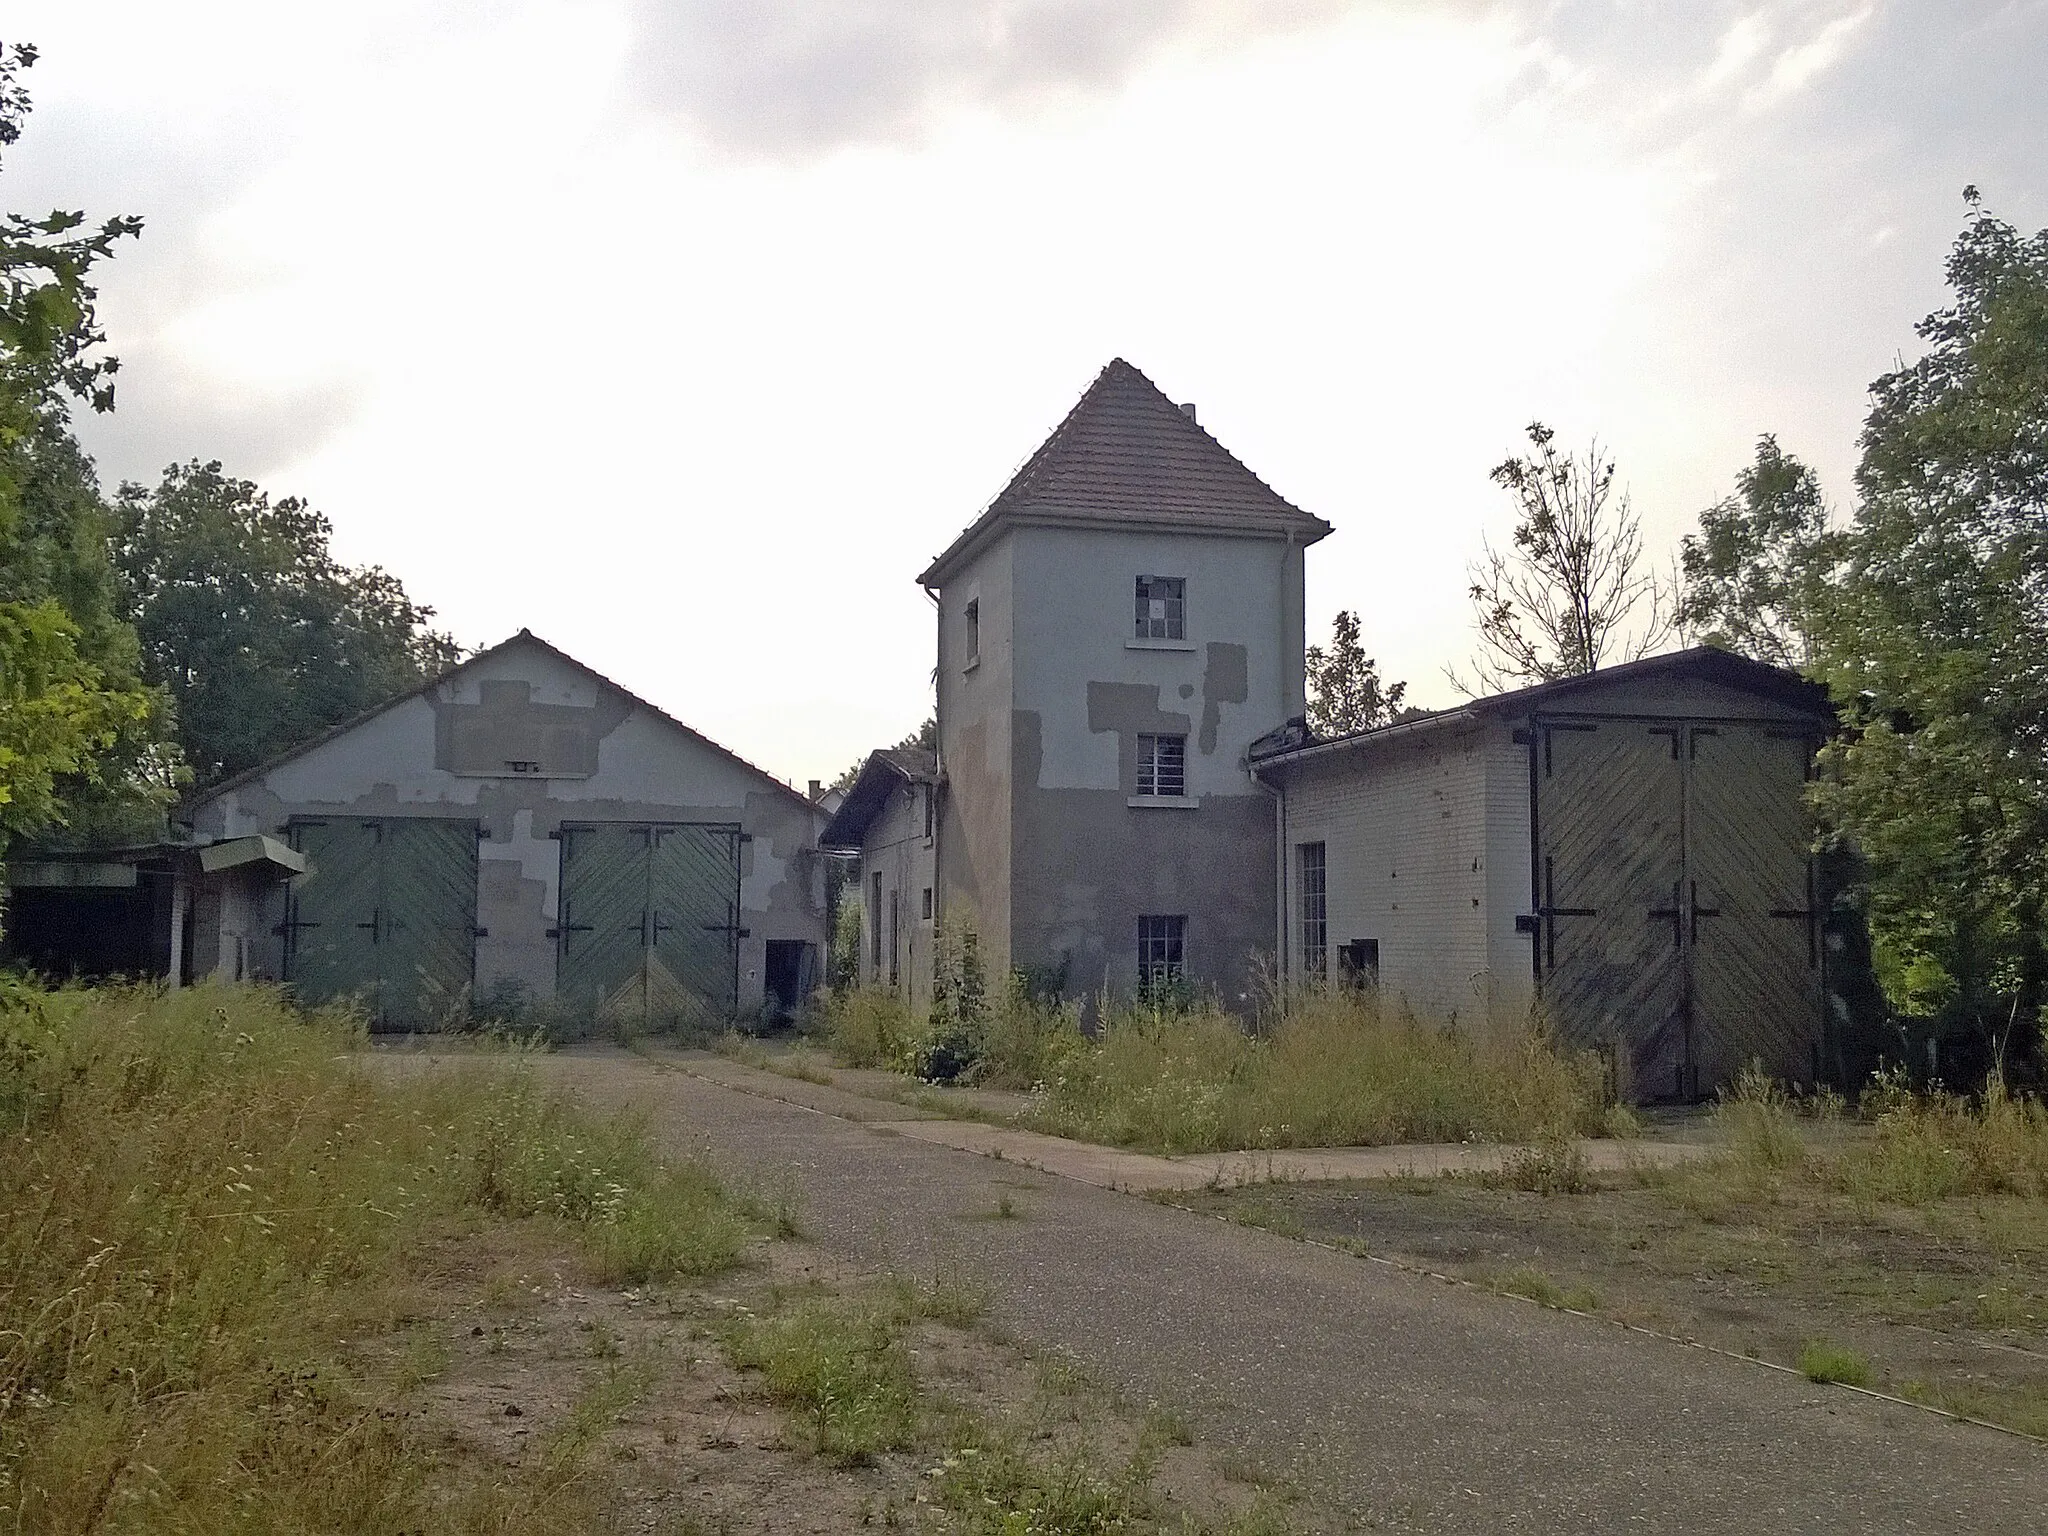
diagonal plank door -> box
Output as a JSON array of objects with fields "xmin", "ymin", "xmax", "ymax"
[
  {"xmin": 558, "ymin": 823, "xmax": 741, "ymax": 1029},
  {"xmin": 285, "ymin": 817, "xmax": 477, "ymax": 1030},
  {"xmin": 1537, "ymin": 722, "xmax": 1687, "ymax": 1101},
  {"xmin": 1687, "ymin": 727, "xmax": 1821, "ymax": 1088}
]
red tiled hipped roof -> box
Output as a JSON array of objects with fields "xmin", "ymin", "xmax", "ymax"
[{"xmin": 917, "ymin": 359, "xmax": 1332, "ymax": 586}]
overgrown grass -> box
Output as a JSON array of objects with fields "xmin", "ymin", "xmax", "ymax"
[
  {"xmin": 818, "ymin": 982, "xmax": 1607, "ymax": 1152},
  {"xmin": 1797, "ymin": 1338, "xmax": 1873, "ymax": 1387},
  {"xmin": 0, "ymin": 981, "xmax": 757, "ymax": 1533},
  {"xmin": 1026, "ymin": 991, "xmax": 1608, "ymax": 1154}
]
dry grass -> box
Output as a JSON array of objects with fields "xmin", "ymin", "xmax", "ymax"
[
  {"xmin": 1023, "ymin": 990, "xmax": 1609, "ymax": 1154},
  {"xmin": 0, "ymin": 982, "xmax": 757, "ymax": 1534}
]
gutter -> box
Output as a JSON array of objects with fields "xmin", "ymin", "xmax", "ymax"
[{"xmin": 1249, "ymin": 705, "xmax": 1485, "ymax": 778}]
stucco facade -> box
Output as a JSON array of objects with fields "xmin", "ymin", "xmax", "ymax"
[
  {"xmin": 919, "ymin": 359, "xmax": 1330, "ymax": 1006},
  {"xmin": 185, "ymin": 631, "xmax": 828, "ymax": 1023}
]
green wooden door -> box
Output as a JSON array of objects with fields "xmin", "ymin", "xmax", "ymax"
[
  {"xmin": 1536, "ymin": 722, "xmax": 1689, "ymax": 1101},
  {"xmin": 557, "ymin": 823, "xmax": 740, "ymax": 1028},
  {"xmin": 284, "ymin": 817, "xmax": 477, "ymax": 1030}
]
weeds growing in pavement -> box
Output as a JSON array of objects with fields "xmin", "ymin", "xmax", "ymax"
[{"xmin": 1797, "ymin": 1339, "xmax": 1873, "ymax": 1387}]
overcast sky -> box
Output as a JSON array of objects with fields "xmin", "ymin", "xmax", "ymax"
[{"xmin": 9, "ymin": 2, "xmax": 2045, "ymax": 785}]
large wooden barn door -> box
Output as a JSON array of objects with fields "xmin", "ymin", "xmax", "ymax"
[
  {"xmin": 284, "ymin": 817, "xmax": 478, "ymax": 1030},
  {"xmin": 557, "ymin": 823, "xmax": 740, "ymax": 1028},
  {"xmin": 1688, "ymin": 728, "xmax": 1822, "ymax": 1087},
  {"xmin": 1536, "ymin": 723, "xmax": 1688, "ymax": 1099}
]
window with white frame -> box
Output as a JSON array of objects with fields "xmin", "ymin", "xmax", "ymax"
[
  {"xmin": 1134, "ymin": 575, "xmax": 1186, "ymax": 640},
  {"xmin": 1137, "ymin": 914, "xmax": 1186, "ymax": 994},
  {"xmin": 1135, "ymin": 733, "xmax": 1186, "ymax": 797},
  {"xmin": 1299, "ymin": 841, "xmax": 1327, "ymax": 978}
]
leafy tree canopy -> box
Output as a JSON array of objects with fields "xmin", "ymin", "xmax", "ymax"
[
  {"xmin": 113, "ymin": 461, "xmax": 463, "ymax": 786},
  {"xmin": 0, "ymin": 41, "xmax": 160, "ymax": 854},
  {"xmin": 1679, "ymin": 435, "xmax": 1840, "ymax": 669},
  {"xmin": 1811, "ymin": 194, "xmax": 2048, "ymax": 1050},
  {"xmin": 1305, "ymin": 610, "xmax": 1406, "ymax": 738}
]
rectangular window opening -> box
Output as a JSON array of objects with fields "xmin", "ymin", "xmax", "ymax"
[
  {"xmin": 870, "ymin": 872, "xmax": 883, "ymax": 973},
  {"xmin": 1138, "ymin": 914, "xmax": 1187, "ymax": 996},
  {"xmin": 1339, "ymin": 938, "xmax": 1380, "ymax": 993},
  {"xmin": 1134, "ymin": 575, "xmax": 1186, "ymax": 640},
  {"xmin": 964, "ymin": 599, "xmax": 980, "ymax": 665},
  {"xmin": 1299, "ymin": 842, "xmax": 1327, "ymax": 980},
  {"xmin": 1135, "ymin": 733, "xmax": 1187, "ymax": 798},
  {"xmin": 921, "ymin": 886, "xmax": 933, "ymax": 921},
  {"xmin": 888, "ymin": 890, "xmax": 901, "ymax": 989}
]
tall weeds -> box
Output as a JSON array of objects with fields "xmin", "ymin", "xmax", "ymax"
[
  {"xmin": 1026, "ymin": 989, "xmax": 1607, "ymax": 1153},
  {"xmin": 0, "ymin": 982, "xmax": 753, "ymax": 1533}
]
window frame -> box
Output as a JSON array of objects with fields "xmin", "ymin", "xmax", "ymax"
[
  {"xmin": 1137, "ymin": 914, "xmax": 1187, "ymax": 995},
  {"xmin": 1134, "ymin": 732, "xmax": 1187, "ymax": 798},
  {"xmin": 1134, "ymin": 575, "xmax": 1187, "ymax": 641},
  {"xmin": 963, "ymin": 598, "xmax": 980, "ymax": 668},
  {"xmin": 1299, "ymin": 841, "xmax": 1327, "ymax": 979}
]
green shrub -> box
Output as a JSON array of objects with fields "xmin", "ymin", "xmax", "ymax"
[{"xmin": 1832, "ymin": 1075, "xmax": 2048, "ymax": 1204}]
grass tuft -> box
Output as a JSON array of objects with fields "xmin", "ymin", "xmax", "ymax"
[{"xmin": 1797, "ymin": 1338, "xmax": 1873, "ymax": 1387}]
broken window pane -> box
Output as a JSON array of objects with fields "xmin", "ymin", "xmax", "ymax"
[
  {"xmin": 1135, "ymin": 733, "xmax": 1186, "ymax": 797},
  {"xmin": 1134, "ymin": 576, "xmax": 1186, "ymax": 640}
]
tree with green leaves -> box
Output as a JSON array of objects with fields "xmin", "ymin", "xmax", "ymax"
[
  {"xmin": 113, "ymin": 460, "xmax": 463, "ymax": 786},
  {"xmin": 1679, "ymin": 435, "xmax": 1840, "ymax": 669},
  {"xmin": 1454, "ymin": 422, "xmax": 1672, "ymax": 695},
  {"xmin": 1810, "ymin": 193, "xmax": 2048, "ymax": 1066},
  {"xmin": 0, "ymin": 40, "xmax": 160, "ymax": 857},
  {"xmin": 1305, "ymin": 610, "xmax": 1406, "ymax": 738}
]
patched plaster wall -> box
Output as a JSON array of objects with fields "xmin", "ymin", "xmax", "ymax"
[{"xmin": 186, "ymin": 636, "xmax": 826, "ymax": 1017}]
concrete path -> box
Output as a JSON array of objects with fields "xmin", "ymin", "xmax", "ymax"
[{"xmin": 392, "ymin": 1046, "xmax": 2048, "ymax": 1532}]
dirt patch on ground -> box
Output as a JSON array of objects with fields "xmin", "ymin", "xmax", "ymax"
[
  {"xmin": 1171, "ymin": 1167, "xmax": 2048, "ymax": 1438},
  {"xmin": 362, "ymin": 1217, "xmax": 1300, "ymax": 1533}
]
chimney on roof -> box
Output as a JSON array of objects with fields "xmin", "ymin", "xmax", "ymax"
[
  {"xmin": 1178, "ymin": 402, "xmax": 1198, "ymax": 423},
  {"xmin": 807, "ymin": 779, "xmax": 823, "ymax": 802}
]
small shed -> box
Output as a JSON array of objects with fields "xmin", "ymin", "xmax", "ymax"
[
  {"xmin": 1252, "ymin": 649, "xmax": 1835, "ymax": 1101},
  {"xmin": 820, "ymin": 747, "xmax": 939, "ymax": 1011},
  {"xmin": 184, "ymin": 630, "xmax": 828, "ymax": 1030}
]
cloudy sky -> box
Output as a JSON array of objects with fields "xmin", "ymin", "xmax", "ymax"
[{"xmin": 9, "ymin": 2, "xmax": 2045, "ymax": 785}]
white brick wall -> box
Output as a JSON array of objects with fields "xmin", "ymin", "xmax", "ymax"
[{"xmin": 1282, "ymin": 720, "xmax": 1535, "ymax": 1030}]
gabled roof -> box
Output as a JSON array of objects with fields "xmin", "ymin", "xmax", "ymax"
[
  {"xmin": 917, "ymin": 359, "xmax": 1333, "ymax": 587},
  {"xmin": 187, "ymin": 629, "xmax": 823, "ymax": 818},
  {"xmin": 820, "ymin": 747, "xmax": 937, "ymax": 851},
  {"xmin": 1251, "ymin": 647, "xmax": 1834, "ymax": 772}
]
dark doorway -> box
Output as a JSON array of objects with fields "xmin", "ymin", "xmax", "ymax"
[{"xmin": 763, "ymin": 940, "xmax": 814, "ymax": 1025}]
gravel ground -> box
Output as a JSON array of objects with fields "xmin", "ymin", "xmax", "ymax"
[{"xmin": 380, "ymin": 1044, "xmax": 2048, "ymax": 1534}]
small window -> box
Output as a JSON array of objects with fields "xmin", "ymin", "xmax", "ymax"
[
  {"xmin": 1299, "ymin": 842, "xmax": 1327, "ymax": 978},
  {"xmin": 1138, "ymin": 914, "xmax": 1186, "ymax": 994},
  {"xmin": 1135, "ymin": 576, "xmax": 1186, "ymax": 640},
  {"xmin": 888, "ymin": 889, "xmax": 901, "ymax": 988},
  {"xmin": 964, "ymin": 599, "xmax": 980, "ymax": 664},
  {"xmin": 921, "ymin": 886, "xmax": 933, "ymax": 921},
  {"xmin": 1135, "ymin": 733, "xmax": 1186, "ymax": 797},
  {"xmin": 1340, "ymin": 938, "xmax": 1380, "ymax": 992}
]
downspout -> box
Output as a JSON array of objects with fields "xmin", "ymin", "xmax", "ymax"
[
  {"xmin": 921, "ymin": 580, "xmax": 942, "ymax": 936},
  {"xmin": 1253, "ymin": 759, "xmax": 1288, "ymax": 1007}
]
